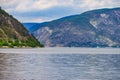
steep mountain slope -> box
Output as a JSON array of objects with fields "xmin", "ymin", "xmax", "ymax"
[
  {"xmin": 23, "ymin": 22, "xmax": 48, "ymax": 33},
  {"xmin": 28, "ymin": 8, "xmax": 120, "ymax": 47},
  {"xmin": 0, "ymin": 8, "xmax": 43, "ymax": 48},
  {"xmin": 23, "ymin": 23, "xmax": 37, "ymax": 32}
]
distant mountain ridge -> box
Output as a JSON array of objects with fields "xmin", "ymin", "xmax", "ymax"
[
  {"xmin": 0, "ymin": 8, "xmax": 43, "ymax": 48},
  {"xmin": 23, "ymin": 22, "xmax": 48, "ymax": 33},
  {"xmin": 23, "ymin": 7, "xmax": 120, "ymax": 47}
]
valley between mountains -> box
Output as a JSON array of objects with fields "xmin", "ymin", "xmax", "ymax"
[{"xmin": 23, "ymin": 7, "xmax": 120, "ymax": 47}]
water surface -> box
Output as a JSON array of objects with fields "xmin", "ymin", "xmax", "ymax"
[{"xmin": 0, "ymin": 48, "xmax": 120, "ymax": 80}]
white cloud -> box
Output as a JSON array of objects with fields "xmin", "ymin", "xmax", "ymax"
[
  {"xmin": 0, "ymin": 0, "xmax": 120, "ymax": 22},
  {"xmin": 15, "ymin": 16, "xmax": 57, "ymax": 23},
  {"xmin": 0, "ymin": 0, "xmax": 73, "ymax": 12},
  {"xmin": 74, "ymin": 0, "xmax": 120, "ymax": 10},
  {"xmin": 1, "ymin": 0, "xmax": 120, "ymax": 12}
]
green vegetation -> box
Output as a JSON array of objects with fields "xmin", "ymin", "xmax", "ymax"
[
  {"xmin": 0, "ymin": 38, "xmax": 44, "ymax": 48},
  {"xmin": 0, "ymin": 7, "xmax": 44, "ymax": 48}
]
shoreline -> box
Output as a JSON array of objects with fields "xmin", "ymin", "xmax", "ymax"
[{"xmin": 0, "ymin": 48, "xmax": 120, "ymax": 54}]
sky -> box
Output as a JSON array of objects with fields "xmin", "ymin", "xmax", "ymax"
[{"xmin": 0, "ymin": 0, "xmax": 120, "ymax": 23}]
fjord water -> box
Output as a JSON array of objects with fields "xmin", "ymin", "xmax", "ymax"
[{"xmin": 0, "ymin": 48, "xmax": 120, "ymax": 80}]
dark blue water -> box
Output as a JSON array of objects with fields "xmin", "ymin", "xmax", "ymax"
[{"xmin": 0, "ymin": 54, "xmax": 120, "ymax": 80}]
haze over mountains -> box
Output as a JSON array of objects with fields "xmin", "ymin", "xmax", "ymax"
[
  {"xmin": 23, "ymin": 22, "xmax": 48, "ymax": 33},
  {"xmin": 0, "ymin": 8, "xmax": 43, "ymax": 48},
  {"xmin": 23, "ymin": 7, "xmax": 120, "ymax": 47}
]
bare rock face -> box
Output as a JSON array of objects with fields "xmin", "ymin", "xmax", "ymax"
[{"xmin": 30, "ymin": 8, "xmax": 120, "ymax": 47}]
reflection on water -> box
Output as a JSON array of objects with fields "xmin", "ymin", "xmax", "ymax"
[{"xmin": 0, "ymin": 53, "xmax": 120, "ymax": 80}]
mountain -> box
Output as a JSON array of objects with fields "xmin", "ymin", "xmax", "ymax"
[
  {"xmin": 23, "ymin": 22, "xmax": 48, "ymax": 33},
  {"xmin": 25, "ymin": 7, "xmax": 120, "ymax": 47},
  {"xmin": 0, "ymin": 8, "xmax": 43, "ymax": 48}
]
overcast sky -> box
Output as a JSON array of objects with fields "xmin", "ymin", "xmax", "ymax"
[{"xmin": 0, "ymin": 0, "xmax": 120, "ymax": 23}]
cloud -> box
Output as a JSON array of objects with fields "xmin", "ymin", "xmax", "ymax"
[
  {"xmin": 15, "ymin": 16, "xmax": 49, "ymax": 23},
  {"xmin": 1, "ymin": 0, "xmax": 120, "ymax": 12},
  {"xmin": 1, "ymin": 0, "xmax": 119, "ymax": 12},
  {"xmin": 10, "ymin": 6, "xmax": 74, "ymax": 23},
  {"xmin": 0, "ymin": 0, "xmax": 120, "ymax": 22},
  {"xmin": 0, "ymin": 0, "xmax": 73, "ymax": 12},
  {"xmin": 79, "ymin": 0, "xmax": 120, "ymax": 10}
]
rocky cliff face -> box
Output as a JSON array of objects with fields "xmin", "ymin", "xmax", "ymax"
[
  {"xmin": 31, "ymin": 8, "xmax": 120, "ymax": 47},
  {"xmin": 0, "ymin": 8, "xmax": 43, "ymax": 47}
]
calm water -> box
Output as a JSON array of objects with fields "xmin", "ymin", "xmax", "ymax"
[{"xmin": 0, "ymin": 49, "xmax": 120, "ymax": 80}]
